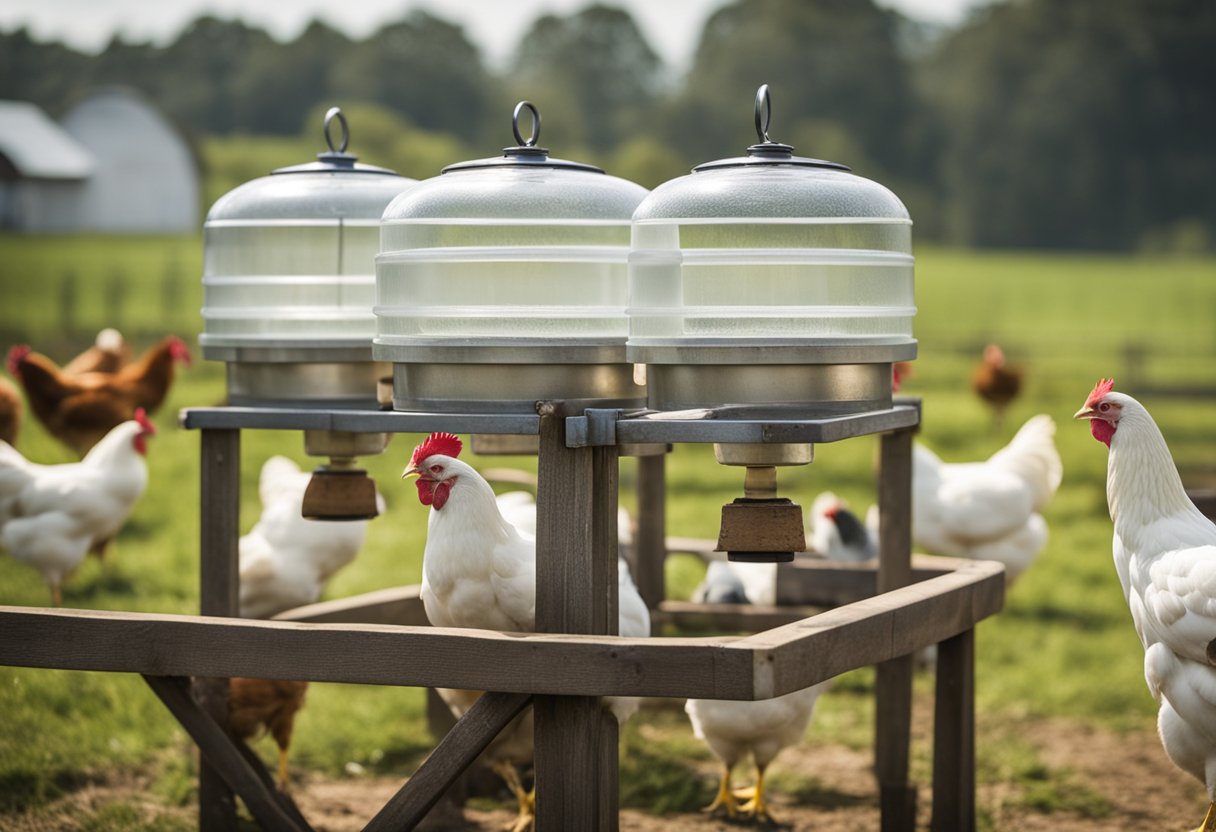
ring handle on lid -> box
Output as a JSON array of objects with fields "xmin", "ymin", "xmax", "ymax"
[
  {"xmin": 512, "ymin": 101, "xmax": 541, "ymax": 148},
  {"xmin": 324, "ymin": 107, "xmax": 350, "ymax": 154},
  {"xmin": 754, "ymin": 85, "xmax": 773, "ymax": 144}
]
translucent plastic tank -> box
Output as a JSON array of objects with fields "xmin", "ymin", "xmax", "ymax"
[
  {"xmin": 375, "ymin": 102, "xmax": 649, "ymax": 413},
  {"xmin": 201, "ymin": 108, "xmax": 416, "ymax": 406},
  {"xmin": 627, "ymin": 86, "xmax": 916, "ymax": 413}
]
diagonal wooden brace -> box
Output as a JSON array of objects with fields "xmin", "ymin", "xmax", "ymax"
[
  {"xmin": 364, "ymin": 690, "xmax": 534, "ymax": 832},
  {"xmin": 141, "ymin": 674, "xmax": 313, "ymax": 832}
]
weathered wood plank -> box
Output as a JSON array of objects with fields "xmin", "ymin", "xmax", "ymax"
[
  {"xmin": 142, "ymin": 675, "xmax": 309, "ymax": 832},
  {"xmin": 932, "ymin": 628, "xmax": 976, "ymax": 832},
  {"xmin": 655, "ymin": 600, "xmax": 826, "ymax": 633},
  {"xmin": 198, "ymin": 428, "xmax": 240, "ymax": 832},
  {"xmin": 0, "ymin": 561, "xmax": 1003, "ymax": 701},
  {"xmin": 875, "ymin": 426, "xmax": 917, "ymax": 832},
  {"xmin": 364, "ymin": 691, "xmax": 532, "ymax": 832},
  {"xmin": 634, "ymin": 454, "xmax": 667, "ymax": 610},
  {"xmin": 273, "ymin": 585, "xmax": 430, "ymax": 626},
  {"xmin": 534, "ymin": 405, "xmax": 619, "ymax": 831}
]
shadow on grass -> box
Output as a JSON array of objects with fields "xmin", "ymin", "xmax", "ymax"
[{"xmin": 0, "ymin": 768, "xmax": 92, "ymax": 813}]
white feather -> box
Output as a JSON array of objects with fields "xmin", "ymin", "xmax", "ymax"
[
  {"xmin": 238, "ymin": 456, "xmax": 381, "ymax": 619},
  {"xmin": 0, "ymin": 421, "xmax": 149, "ymax": 596},
  {"xmin": 1092, "ymin": 390, "xmax": 1216, "ymax": 803}
]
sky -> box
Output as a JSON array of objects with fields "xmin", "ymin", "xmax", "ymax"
[{"xmin": 0, "ymin": 0, "xmax": 986, "ymax": 71}]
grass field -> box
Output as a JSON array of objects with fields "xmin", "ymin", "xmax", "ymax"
[{"xmin": 0, "ymin": 233, "xmax": 1214, "ymax": 829}]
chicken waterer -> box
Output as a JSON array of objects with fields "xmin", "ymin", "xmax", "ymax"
[
  {"xmin": 627, "ymin": 86, "xmax": 917, "ymax": 561},
  {"xmin": 201, "ymin": 107, "xmax": 417, "ymax": 519},
  {"xmin": 374, "ymin": 101, "xmax": 649, "ymax": 413}
]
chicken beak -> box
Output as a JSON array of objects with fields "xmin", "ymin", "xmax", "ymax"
[
  {"xmin": 402, "ymin": 466, "xmax": 421, "ymax": 480},
  {"xmin": 1073, "ymin": 405, "xmax": 1096, "ymax": 420}
]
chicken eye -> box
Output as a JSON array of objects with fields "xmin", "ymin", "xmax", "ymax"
[
  {"xmin": 1099, "ymin": 402, "xmax": 1111, "ymax": 412},
  {"xmin": 429, "ymin": 464, "xmax": 443, "ymax": 475}
]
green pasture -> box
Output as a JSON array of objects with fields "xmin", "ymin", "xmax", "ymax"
[{"xmin": 0, "ymin": 233, "xmax": 1214, "ymax": 828}]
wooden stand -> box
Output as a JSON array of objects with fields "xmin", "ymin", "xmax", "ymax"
[{"xmin": 0, "ymin": 400, "xmax": 1000, "ymax": 832}]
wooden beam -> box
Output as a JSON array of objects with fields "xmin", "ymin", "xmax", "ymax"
[
  {"xmin": 634, "ymin": 454, "xmax": 667, "ymax": 610},
  {"xmin": 655, "ymin": 600, "xmax": 825, "ymax": 633},
  {"xmin": 142, "ymin": 675, "xmax": 309, "ymax": 832},
  {"xmin": 0, "ymin": 561, "xmax": 1003, "ymax": 701},
  {"xmin": 197, "ymin": 428, "xmax": 240, "ymax": 832},
  {"xmin": 875, "ymin": 426, "xmax": 916, "ymax": 832},
  {"xmin": 364, "ymin": 691, "xmax": 532, "ymax": 832},
  {"xmin": 534, "ymin": 405, "xmax": 620, "ymax": 831},
  {"xmin": 273, "ymin": 585, "xmax": 430, "ymax": 626},
  {"xmin": 931, "ymin": 628, "xmax": 976, "ymax": 832}
]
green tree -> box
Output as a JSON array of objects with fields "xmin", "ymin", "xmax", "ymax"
[
  {"xmin": 672, "ymin": 0, "xmax": 919, "ymax": 179},
  {"xmin": 924, "ymin": 0, "xmax": 1216, "ymax": 250},
  {"xmin": 231, "ymin": 20, "xmax": 354, "ymax": 135},
  {"xmin": 508, "ymin": 4, "xmax": 663, "ymax": 153},
  {"xmin": 331, "ymin": 11, "xmax": 498, "ymax": 145},
  {"xmin": 155, "ymin": 16, "xmax": 277, "ymax": 134}
]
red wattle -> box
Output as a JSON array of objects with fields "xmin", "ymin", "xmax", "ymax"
[
  {"xmin": 432, "ymin": 480, "xmax": 452, "ymax": 510},
  {"xmin": 1090, "ymin": 419, "xmax": 1115, "ymax": 448},
  {"xmin": 416, "ymin": 478, "xmax": 434, "ymax": 506}
]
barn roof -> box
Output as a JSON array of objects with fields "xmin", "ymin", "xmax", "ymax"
[{"xmin": 0, "ymin": 100, "xmax": 94, "ymax": 179}]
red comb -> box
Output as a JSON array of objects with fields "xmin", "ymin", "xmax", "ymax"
[
  {"xmin": 1085, "ymin": 378, "xmax": 1115, "ymax": 408},
  {"xmin": 6, "ymin": 344, "xmax": 31, "ymax": 376},
  {"xmin": 133, "ymin": 407, "xmax": 156, "ymax": 434},
  {"xmin": 410, "ymin": 432, "xmax": 462, "ymax": 468},
  {"xmin": 168, "ymin": 336, "xmax": 193, "ymax": 366}
]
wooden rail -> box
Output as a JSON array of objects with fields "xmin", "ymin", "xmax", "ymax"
[
  {"xmin": 0, "ymin": 561, "xmax": 1002, "ymax": 701},
  {"xmin": 0, "ymin": 409, "xmax": 1004, "ymax": 831}
]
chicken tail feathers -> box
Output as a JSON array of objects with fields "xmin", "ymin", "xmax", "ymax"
[{"xmin": 988, "ymin": 414, "xmax": 1063, "ymax": 511}]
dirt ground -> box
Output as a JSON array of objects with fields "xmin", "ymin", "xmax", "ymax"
[{"xmin": 10, "ymin": 713, "xmax": 1209, "ymax": 832}]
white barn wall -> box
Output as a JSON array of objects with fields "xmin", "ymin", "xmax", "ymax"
[{"xmin": 60, "ymin": 89, "xmax": 199, "ymax": 234}]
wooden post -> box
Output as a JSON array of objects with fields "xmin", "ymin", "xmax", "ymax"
[
  {"xmin": 634, "ymin": 453, "xmax": 667, "ymax": 610},
  {"xmin": 534, "ymin": 404, "xmax": 620, "ymax": 831},
  {"xmin": 875, "ymin": 426, "xmax": 917, "ymax": 832},
  {"xmin": 932, "ymin": 628, "xmax": 976, "ymax": 832},
  {"xmin": 196, "ymin": 428, "xmax": 240, "ymax": 832}
]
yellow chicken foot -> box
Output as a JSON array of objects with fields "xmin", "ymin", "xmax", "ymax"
[
  {"xmin": 1198, "ymin": 801, "xmax": 1216, "ymax": 832},
  {"xmin": 489, "ymin": 760, "xmax": 535, "ymax": 832},
  {"xmin": 702, "ymin": 761, "xmax": 740, "ymax": 818},
  {"xmin": 734, "ymin": 763, "xmax": 773, "ymax": 822}
]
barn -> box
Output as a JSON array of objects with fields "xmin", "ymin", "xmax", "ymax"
[
  {"xmin": 0, "ymin": 88, "xmax": 200, "ymax": 233},
  {"xmin": 0, "ymin": 100, "xmax": 93, "ymax": 232}
]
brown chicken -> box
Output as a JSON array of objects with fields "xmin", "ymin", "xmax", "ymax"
[
  {"xmin": 0, "ymin": 375, "xmax": 21, "ymax": 447},
  {"xmin": 227, "ymin": 677, "xmax": 309, "ymax": 789},
  {"xmin": 7, "ymin": 335, "xmax": 191, "ymax": 457},
  {"xmin": 62, "ymin": 328, "xmax": 132, "ymax": 376},
  {"xmin": 972, "ymin": 343, "xmax": 1022, "ymax": 430}
]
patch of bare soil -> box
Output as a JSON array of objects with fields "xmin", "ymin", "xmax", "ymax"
[
  {"xmin": 291, "ymin": 715, "xmax": 1207, "ymax": 831},
  {"xmin": 4, "ymin": 715, "xmax": 1208, "ymax": 831}
]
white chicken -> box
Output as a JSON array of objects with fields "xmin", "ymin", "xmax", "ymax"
[
  {"xmin": 1075, "ymin": 378, "xmax": 1216, "ymax": 832},
  {"xmin": 807, "ymin": 491, "xmax": 877, "ymax": 562},
  {"xmin": 909, "ymin": 413, "xmax": 1062, "ymax": 584},
  {"xmin": 0, "ymin": 409, "xmax": 154, "ymax": 605},
  {"xmin": 686, "ymin": 562, "xmax": 830, "ymax": 822},
  {"xmin": 403, "ymin": 432, "xmax": 651, "ymax": 831},
  {"xmin": 238, "ymin": 455, "xmax": 383, "ymax": 619}
]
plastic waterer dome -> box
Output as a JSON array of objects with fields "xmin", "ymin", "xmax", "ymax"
[
  {"xmin": 375, "ymin": 101, "xmax": 649, "ymax": 413},
  {"xmin": 200, "ymin": 107, "xmax": 417, "ymax": 407},
  {"xmin": 627, "ymin": 85, "xmax": 917, "ymax": 414}
]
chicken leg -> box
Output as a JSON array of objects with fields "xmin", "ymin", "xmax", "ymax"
[
  {"xmin": 489, "ymin": 759, "xmax": 535, "ymax": 832},
  {"xmin": 702, "ymin": 760, "xmax": 741, "ymax": 818},
  {"xmin": 733, "ymin": 762, "xmax": 773, "ymax": 821}
]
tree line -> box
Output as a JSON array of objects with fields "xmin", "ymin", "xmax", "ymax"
[{"xmin": 2, "ymin": 0, "xmax": 1213, "ymax": 252}]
